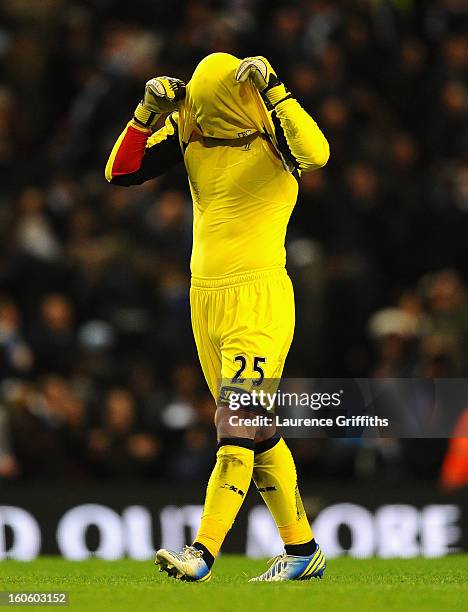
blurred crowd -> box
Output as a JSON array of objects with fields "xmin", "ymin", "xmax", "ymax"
[{"xmin": 0, "ymin": 0, "xmax": 467, "ymax": 486}]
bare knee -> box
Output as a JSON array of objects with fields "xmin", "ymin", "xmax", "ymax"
[
  {"xmin": 215, "ymin": 406, "xmax": 276, "ymax": 443},
  {"xmin": 215, "ymin": 406, "xmax": 256, "ymax": 441}
]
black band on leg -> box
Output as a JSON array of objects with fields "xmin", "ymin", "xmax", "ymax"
[
  {"xmin": 192, "ymin": 542, "xmax": 215, "ymax": 569},
  {"xmin": 254, "ymin": 434, "xmax": 280, "ymax": 454},
  {"xmin": 285, "ymin": 538, "xmax": 317, "ymax": 557},
  {"xmin": 217, "ymin": 437, "xmax": 255, "ymax": 451}
]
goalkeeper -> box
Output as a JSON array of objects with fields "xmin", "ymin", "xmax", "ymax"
[{"xmin": 106, "ymin": 53, "xmax": 329, "ymax": 582}]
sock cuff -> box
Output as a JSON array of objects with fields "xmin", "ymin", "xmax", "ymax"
[
  {"xmin": 254, "ymin": 434, "xmax": 280, "ymax": 455},
  {"xmin": 285, "ymin": 539, "xmax": 317, "ymax": 557},
  {"xmin": 192, "ymin": 541, "xmax": 215, "ymax": 568},
  {"xmin": 217, "ymin": 437, "xmax": 255, "ymax": 451}
]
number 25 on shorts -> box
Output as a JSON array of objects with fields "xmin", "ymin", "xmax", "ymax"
[{"xmin": 231, "ymin": 355, "xmax": 266, "ymax": 386}]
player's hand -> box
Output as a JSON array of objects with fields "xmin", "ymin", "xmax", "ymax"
[
  {"xmin": 144, "ymin": 77, "xmax": 186, "ymax": 111},
  {"xmin": 133, "ymin": 76, "xmax": 186, "ymax": 128},
  {"xmin": 235, "ymin": 56, "xmax": 278, "ymax": 91},
  {"xmin": 235, "ymin": 56, "xmax": 290, "ymax": 109}
]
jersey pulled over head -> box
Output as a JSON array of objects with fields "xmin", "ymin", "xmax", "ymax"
[{"xmin": 179, "ymin": 52, "xmax": 276, "ymax": 143}]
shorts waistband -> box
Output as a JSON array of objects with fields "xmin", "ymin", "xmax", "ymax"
[{"xmin": 191, "ymin": 267, "xmax": 287, "ymax": 289}]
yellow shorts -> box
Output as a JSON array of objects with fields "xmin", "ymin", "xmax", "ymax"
[{"xmin": 190, "ymin": 268, "xmax": 295, "ymax": 402}]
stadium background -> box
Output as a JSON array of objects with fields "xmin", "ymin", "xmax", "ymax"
[{"xmin": 0, "ymin": 0, "xmax": 467, "ymax": 558}]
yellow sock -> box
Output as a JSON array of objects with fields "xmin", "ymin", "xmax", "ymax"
[
  {"xmin": 253, "ymin": 438, "xmax": 313, "ymax": 545},
  {"xmin": 194, "ymin": 443, "xmax": 254, "ymax": 558}
]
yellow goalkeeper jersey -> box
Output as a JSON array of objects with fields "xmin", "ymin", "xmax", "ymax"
[
  {"xmin": 106, "ymin": 53, "xmax": 329, "ymax": 280},
  {"xmin": 185, "ymin": 130, "xmax": 298, "ymax": 278}
]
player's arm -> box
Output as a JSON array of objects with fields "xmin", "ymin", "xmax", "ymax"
[
  {"xmin": 105, "ymin": 113, "xmax": 182, "ymax": 185},
  {"xmin": 105, "ymin": 76, "xmax": 185, "ymax": 186},
  {"xmin": 236, "ymin": 57, "xmax": 329, "ymax": 172}
]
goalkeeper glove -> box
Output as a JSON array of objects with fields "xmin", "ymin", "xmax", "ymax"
[
  {"xmin": 133, "ymin": 76, "xmax": 186, "ymax": 129},
  {"xmin": 235, "ymin": 56, "xmax": 291, "ymax": 110}
]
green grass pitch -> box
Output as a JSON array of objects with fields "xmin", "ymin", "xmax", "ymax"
[{"xmin": 1, "ymin": 556, "xmax": 467, "ymax": 611}]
